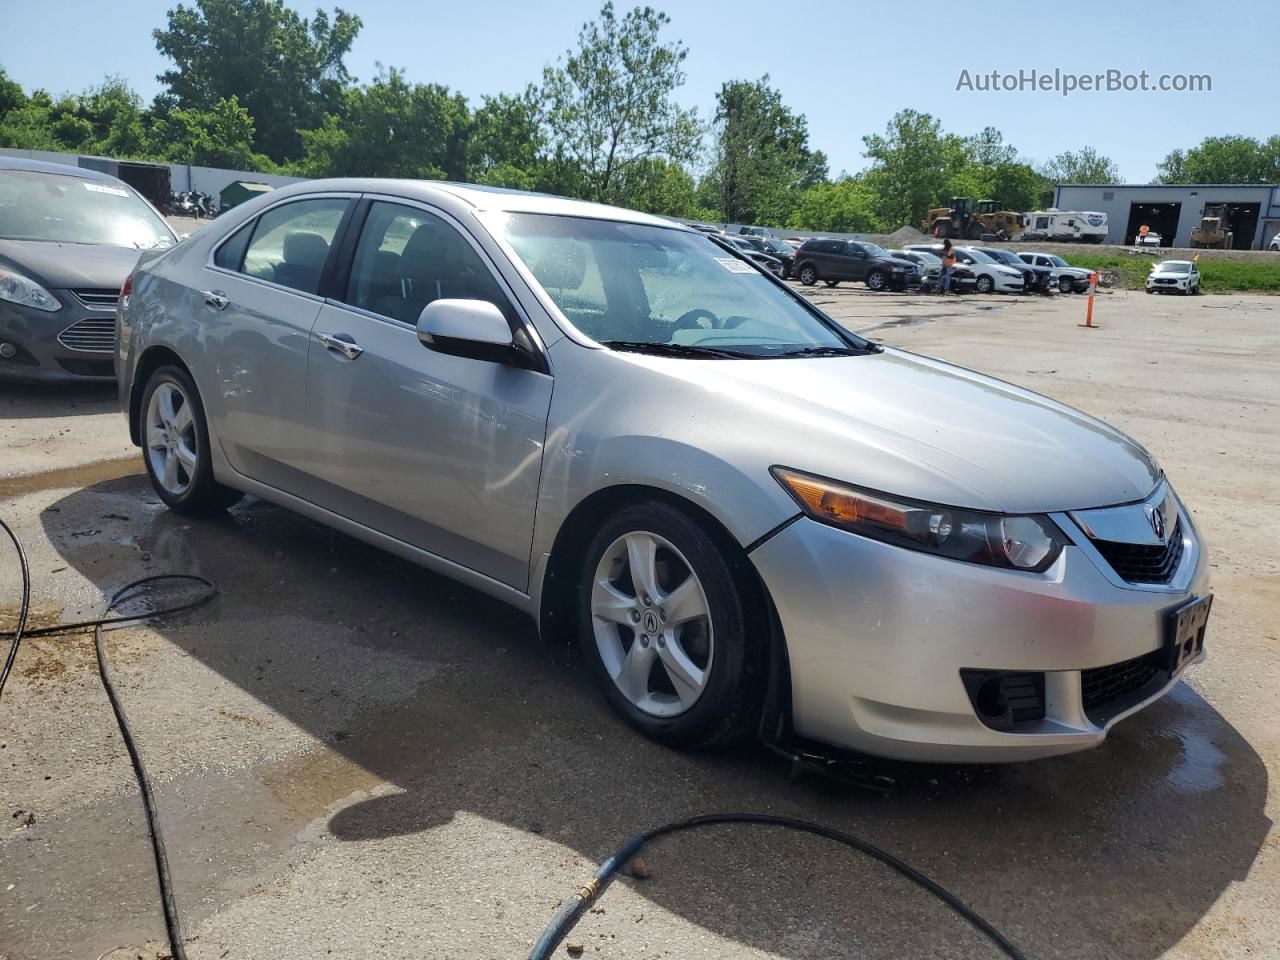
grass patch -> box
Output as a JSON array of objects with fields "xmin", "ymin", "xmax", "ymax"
[{"xmin": 1065, "ymin": 253, "xmax": 1280, "ymax": 294}]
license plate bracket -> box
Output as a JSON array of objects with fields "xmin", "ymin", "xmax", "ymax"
[{"xmin": 1167, "ymin": 594, "xmax": 1211, "ymax": 678}]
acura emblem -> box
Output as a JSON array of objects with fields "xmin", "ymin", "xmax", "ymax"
[{"xmin": 1147, "ymin": 504, "xmax": 1166, "ymax": 540}]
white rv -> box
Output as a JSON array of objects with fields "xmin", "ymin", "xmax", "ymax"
[{"xmin": 1021, "ymin": 209, "xmax": 1109, "ymax": 244}]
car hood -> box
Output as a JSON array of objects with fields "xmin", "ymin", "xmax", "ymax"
[
  {"xmin": 661, "ymin": 348, "xmax": 1159, "ymax": 513},
  {"xmin": 1150, "ymin": 270, "xmax": 1190, "ymax": 279},
  {"xmin": 0, "ymin": 239, "xmax": 144, "ymax": 290}
]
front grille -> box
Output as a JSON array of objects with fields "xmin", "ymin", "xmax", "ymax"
[
  {"xmin": 1091, "ymin": 520, "xmax": 1184, "ymax": 584},
  {"xmin": 1081, "ymin": 649, "xmax": 1166, "ymax": 724},
  {"xmin": 1154, "ymin": 278, "xmax": 1177, "ymax": 285},
  {"xmin": 71, "ymin": 288, "xmax": 120, "ymax": 309},
  {"xmin": 57, "ymin": 316, "xmax": 116, "ymax": 354}
]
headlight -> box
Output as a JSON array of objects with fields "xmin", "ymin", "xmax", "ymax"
[
  {"xmin": 0, "ymin": 268, "xmax": 61, "ymax": 312},
  {"xmin": 772, "ymin": 468, "xmax": 1067, "ymax": 572}
]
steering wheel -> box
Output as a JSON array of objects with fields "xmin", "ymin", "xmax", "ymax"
[{"xmin": 673, "ymin": 308, "xmax": 721, "ymax": 330}]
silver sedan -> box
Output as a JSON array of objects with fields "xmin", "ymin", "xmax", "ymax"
[{"xmin": 117, "ymin": 179, "xmax": 1211, "ymax": 762}]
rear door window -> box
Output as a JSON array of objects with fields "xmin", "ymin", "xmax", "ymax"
[{"xmin": 241, "ymin": 197, "xmax": 349, "ymax": 295}]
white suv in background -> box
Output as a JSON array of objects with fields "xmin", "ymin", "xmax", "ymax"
[
  {"xmin": 903, "ymin": 244, "xmax": 1024, "ymax": 293},
  {"xmin": 1269, "ymin": 232, "xmax": 1279, "ymax": 251},
  {"xmin": 1146, "ymin": 260, "xmax": 1201, "ymax": 295}
]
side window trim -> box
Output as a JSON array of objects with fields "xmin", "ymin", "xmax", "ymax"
[{"xmin": 206, "ymin": 192, "xmax": 358, "ymax": 300}]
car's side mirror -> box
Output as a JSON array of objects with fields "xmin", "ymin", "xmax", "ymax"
[{"xmin": 417, "ymin": 299, "xmax": 530, "ymax": 368}]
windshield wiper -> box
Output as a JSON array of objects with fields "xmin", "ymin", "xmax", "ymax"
[
  {"xmin": 599, "ymin": 340, "xmax": 761, "ymax": 360},
  {"xmin": 769, "ymin": 345, "xmax": 865, "ymax": 358}
]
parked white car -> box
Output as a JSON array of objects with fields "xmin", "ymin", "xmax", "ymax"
[
  {"xmin": 1017, "ymin": 252, "xmax": 1092, "ymax": 293},
  {"xmin": 1146, "ymin": 260, "xmax": 1201, "ymax": 295},
  {"xmin": 1136, "ymin": 232, "xmax": 1163, "ymax": 248},
  {"xmin": 1269, "ymin": 232, "xmax": 1279, "ymax": 251},
  {"xmin": 903, "ymin": 244, "xmax": 1024, "ymax": 293}
]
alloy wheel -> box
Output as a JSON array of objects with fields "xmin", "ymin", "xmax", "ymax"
[
  {"xmin": 145, "ymin": 382, "xmax": 198, "ymax": 496},
  {"xmin": 590, "ymin": 531, "xmax": 714, "ymax": 717}
]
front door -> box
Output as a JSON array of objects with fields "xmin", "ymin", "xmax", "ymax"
[
  {"xmin": 303, "ymin": 199, "xmax": 553, "ymax": 590},
  {"xmin": 841, "ymin": 242, "xmax": 868, "ymax": 281}
]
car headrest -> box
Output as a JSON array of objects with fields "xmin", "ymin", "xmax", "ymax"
[
  {"xmin": 283, "ymin": 232, "xmax": 329, "ymax": 267},
  {"xmin": 531, "ymin": 241, "xmax": 587, "ymax": 290},
  {"xmin": 399, "ymin": 223, "xmax": 455, "ymax": 277}
]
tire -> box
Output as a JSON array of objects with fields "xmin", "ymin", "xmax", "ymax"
[
  {"xmin": 1145, "ymin": 287, "xmax": 1154, "ymax": 294},
  {"xmin": 865, "ymin": 269, "xmax": 887, "ymax": 292},
  {"xmin": 975, "ymin": 275, "xmax": 994, "ymax": 294},
  {"xmin": 140, "ymin": 365, "xmax": 242, "ymax": 515},
  {"xmin": 823, "ymin": 279, "xmax": 840, "ymax": 288},
  {"xmin": 1058, "ymin": 276, "xmax": 1074, "ymax": 294},
  {"xmin": 798, "ymin": 264, "xmax": 817, "ymax": 286},
  {"xmin": 577, "ymin": 501, "xmax": 765, "ymax": 749}
]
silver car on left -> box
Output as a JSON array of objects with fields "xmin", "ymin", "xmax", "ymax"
[{"xmin": 0, "ymin": 157, "xmax": 176, "ymax": 382}]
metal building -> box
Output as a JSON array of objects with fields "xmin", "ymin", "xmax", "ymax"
[{"xmin": 1053, "ymin": 183, "xmax": 1280, "ymax": 249}]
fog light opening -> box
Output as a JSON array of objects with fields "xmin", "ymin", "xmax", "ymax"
[
  {"xmin": 974, "ymin": 677, "xmax": 1014, "ymax": 730},
  {"xmin": 0, "ymin": 341, "xmax": 17, "ymax": 360}
]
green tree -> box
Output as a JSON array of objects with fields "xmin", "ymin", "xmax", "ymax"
[
  {"xmin": 540, "ymin": 2, "xmax": 701, "ymax": 204},
  {"xmin": 0, "ymin": 68, "xmax": 26, "ymax": 118},
  {"xmin": 1155, "ymin": 135, "xmax": 1280, "ymax": 184},
  {"xmin": 296, "ymin": 68, "xmax": 470, "ymax": 180},
  {"xmin": 1040, "ymin": 146, "xmax": 1120, "ymax": 184},
  {"xmin": 468, "ymin": 89, "xmax": 543, "ymax": 189},
  {"xmin": 861, "ymin": 109, "xmax": 965, "ymax": 227},
  {"xmin": 153, "ymin": 0, "xmax": 361, "ymax": 162},
  {"xmin": 704, "ymin": 76, "xmax": 826, "ymax": 226},
  {"xmin": 613, "ymin": 157, "xmax": 705, "ymax": 216},
  {"xmin": 787, "ymin": 177, "xmax": 884, "ymax": 233}
]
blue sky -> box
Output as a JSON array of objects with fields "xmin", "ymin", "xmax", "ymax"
[{"xmin": 2, "ymin": 0, "xmax": 1273, "ymax": 180}]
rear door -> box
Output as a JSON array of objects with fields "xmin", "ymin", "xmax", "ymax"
[
  {"xmin": 201, "ymin": 193, "xmax": 355, "ymax": 488},
  {"xmin": 840, "ymin": 242, "xmax": 867, "ymax": 280},
  {"xmin": 302, "ymin": 197, "xmax": 553, "ymax": 590}
]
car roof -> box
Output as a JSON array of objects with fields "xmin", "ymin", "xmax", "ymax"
[
  {"xmin": 1157, "ymin": 260, "xmax": 1192, "ymax": 267},
  {"xmin": 270, "ymin": 177, "xmax": 693, "ymax": 232},
  {"xmin": 0, "ymin": 155, "xmax": 126, "ymax": 184}
]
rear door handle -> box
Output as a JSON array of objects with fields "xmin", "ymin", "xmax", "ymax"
[
  {"xmin": 316, "ymin": 332, "xmax": 364, "ymax": 360},
  {"xmin": 201, "ymin": 290, "xmax": 229, "ymax": 310}
]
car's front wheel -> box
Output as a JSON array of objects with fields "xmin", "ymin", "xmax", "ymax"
[
  {"xmin": 577, "ymin": 502, "xmax": 764, "ymax": 749},
  {"xmin": 798, "ymin": 264, "xmax": 817, "ymax": 286},
  {"xmin": 1058, "ymin": 276, "xmax": 1074, "ymax": 294},
  {"xmin": 975, "ymin": 275, "xmax": 995, "ymax": 294},
  {"xmin": 865, "ymin": 269, "xmax": 887, "ymax": 291},
  {"xmin": 141, "ymin": 365, "xmax": 242, "ymax": 515}
]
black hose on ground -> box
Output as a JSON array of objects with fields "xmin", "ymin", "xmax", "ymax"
[
  {"xmin": 0, "ymin": 515, "xmax": 215, "ymax": 960},
  {"xmin": 527, "ymin": 816, "xmax": 1029, "ymax": 960}
]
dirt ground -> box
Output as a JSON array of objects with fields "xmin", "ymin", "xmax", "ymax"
[{"xmin": 1, "ymin": 287, "xmax": 1277, "ymax": 960}]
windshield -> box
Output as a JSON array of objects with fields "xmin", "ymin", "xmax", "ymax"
[
  {"xmin": 1159, "ymin": 261, "xmax": 1192, "ymax": 274},
  {"xmin": 764, "ymin": 240, "xmax": 791, "ymax": 255},
  {"xmin": 500, "ymin": 214, "xmax": 860, "ymax": 357},
  {"xmin": 857, "ymin": 242, "xmax": 888, "ymax": 257},
  {"xmin": 907, "ymin": 251, "xmax": 940, "ymax": 265},
  {"xmin": 962, "ymin": 248, "xmax": 996, "ymax": 264},
  {"xmin": 0, "ymin": 170, "xmax": 174, "ymax": 248},
  {"xmin": 984, "ymin": 249, "xmax": 1020, "ymax": 265},
  {"xmin": 1048, "ymin": 255, "xmax": 1070, "ymax": 268}
]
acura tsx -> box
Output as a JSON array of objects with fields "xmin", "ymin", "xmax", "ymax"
[{"xmin": 117, "ymin": 179, "xmax": 1211, "ymax": 762}]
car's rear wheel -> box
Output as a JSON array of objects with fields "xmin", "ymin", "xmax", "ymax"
[
  {"xmin": 141, "ymin": 366, "xmax": 242, "ymax": 515},
  {"xmin": 798, "ymin": 265, "xmax": 817, "ymax": 286},
  {"xmin": 865, "ymin": 269, "xmax": 887, "ymax": 291},
  {"xmin": 976, "ymin": 275, "xmax": 995, "ymax": 294},
  {"xmin": 578, "ymin": 502, "xmax": 764, "ymax": 749},
  {"xmin": 1058, "ymin": 276, "xmax": 1074, "ymax": 294}
]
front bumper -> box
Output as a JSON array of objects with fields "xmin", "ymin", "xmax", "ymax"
[
  {"xmin": 751, "ymin": 495, "xmax": 1209, "ymax": 763},
  {"xmin": 1147, "ymin": 279, "xmax": 1189, "ymax": 292},
  {"xmin": 0, "ymin": 294, "xmax": 118, "ymax": 383},
  {"xmin": 993, "ymin": 273, "xmax": 1025, "ymax": 292}
]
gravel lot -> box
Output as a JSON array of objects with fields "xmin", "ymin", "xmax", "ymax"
[{"xmin": 1, "ymin": 287, "xmax": 1277, "ymax": 960}]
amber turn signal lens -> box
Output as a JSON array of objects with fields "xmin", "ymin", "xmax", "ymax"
[{"xmin": 773, "ymin": 469, "xmax": 910, "ymax": 531}]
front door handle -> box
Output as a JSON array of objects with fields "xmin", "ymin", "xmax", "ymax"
[
  {"xmin": 201, "ymin": 290, "xmax": 229, "ymax": 310},
  {"xmin": 316, "ymin": 332, "xmax": 364, "ymax": 360}
]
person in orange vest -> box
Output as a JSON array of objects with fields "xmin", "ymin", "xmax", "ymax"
[{"xmin": 940, "ymin": 239, "xmax": 957, "ymax": 295}]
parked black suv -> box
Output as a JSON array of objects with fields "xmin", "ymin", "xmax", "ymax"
[
  {"xmin": 793, "ymin": 239, "xmax": 917, "ymax": 291},
  {"xmin": 737, "ymin": 235, "xmax": 797, "ymax": 278}
]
